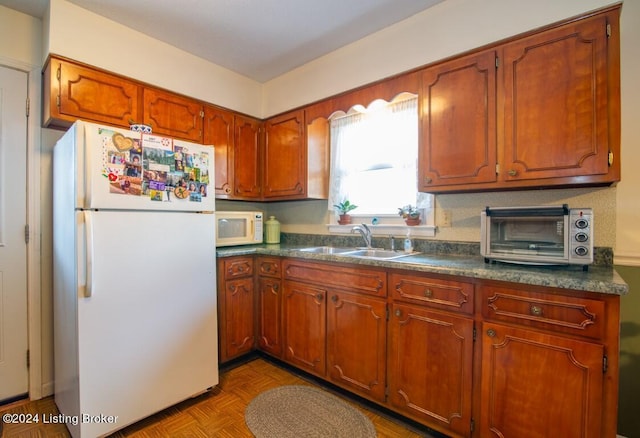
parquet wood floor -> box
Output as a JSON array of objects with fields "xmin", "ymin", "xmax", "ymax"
[{"xmin": 0, "ymin": 357, "xmax": 436, "ymax": 437}]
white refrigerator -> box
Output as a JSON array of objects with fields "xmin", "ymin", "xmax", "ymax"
[{"xmin": 53, "ymin": 121, "xmax": 218, "ymax": 437}]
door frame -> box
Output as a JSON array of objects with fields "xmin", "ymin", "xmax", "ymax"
[{"xmin": 0, "ymin": 55, "xmax": 43, "ymax": 400}]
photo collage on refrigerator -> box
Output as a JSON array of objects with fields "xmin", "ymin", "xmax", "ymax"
[{"xmin": 100, "ymin": 127, "xmax": 210, "ymax": 202}]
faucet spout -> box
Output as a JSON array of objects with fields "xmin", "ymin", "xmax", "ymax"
[{"xmin": 351, "ymin": 224, "xmax": 372, "ymax": 248}]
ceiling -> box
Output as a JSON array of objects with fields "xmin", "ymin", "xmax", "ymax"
[{"xmin": 0, "ymin": 0, "xmax": 444, "ymax": 82}]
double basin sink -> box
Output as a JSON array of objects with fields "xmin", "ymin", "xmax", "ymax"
[{"xmin": 298, "ymin": 246, "xmax": 417, "ymax": 260}]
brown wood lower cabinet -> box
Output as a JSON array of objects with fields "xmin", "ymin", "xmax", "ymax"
[
  {"xmin": 479, "ymin": 322, "xmax": 604, "ymax": 438},
  {"xmin": 327, "ymin": 290, "xmax": 387, "ymax": 403},
  {"xmin": 216, "ymin": 256, "xmax": 620, "ymax": 438},
  {"xmin": 388, "ymin": 303, "xmax": 473, "ymax": 436},
  {"xmin": 257, "ymin": 257, "xmax": 283, "ymax": 358}
]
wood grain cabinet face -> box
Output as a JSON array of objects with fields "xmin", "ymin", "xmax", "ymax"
[
  {"xmin": 44, "ymin": 58, "xmax": 141, "ymax": 129},
  {"xmin": 388, "ymin": 303, "xmax": 473, "ymax": 436},
  {"xmin": 479, "ymin": 322, "xmax": 604, "ymax": 438},
  {"xmin": 233, "ymin": 115, "xmax": 263, "ymax": 199},
  {"xmin": 327, "ymin": 291, "xmax": 387, "ymax": 403},
  {"xmin": 390, "ymin": 272, "xmax": 474, "ymax": 315},
  {"xmin": 143, "ymin": 88, "xmax": 203, "ymax": 142},
  {"xmin": 501, "ymin": 14, "xmax": 613, "ymax": 183},
  {"xmin": 263, "ymin": 110, "xmax": 306, "ymax": 199},
  {"xmin": 282, "ymin": 279, "xmax": 327, "ymax": 376},
  {"xmin": 203, "ymin": 106, "xmax": 235, "ymax": 197},
  {"xmin": 257, "ymin": 257, "xmax": 283, "ymax": 358},
  {"xmin": 218, "ymin": 256, "xmax": 255, "ymax": 363},
  {"xmin": 419, "ymin": 50, "xmax": 497, "ymax": 190}
]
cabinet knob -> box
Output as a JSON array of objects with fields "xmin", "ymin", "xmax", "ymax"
[
  {"xmin": 316, "ymin": 293, "xmax": 324, "ymax": 301},
  {"xmin": 331, "ymin": 295, "xmax": 338, "ymax": 303},
  {"xmin": 424, "ymin": 288, "xmax": 433, "ymax": 298},
  {"xmin": 530, "ymin": 305, "xmax": 543, "ymax": 317},
  {"xmin": 487, "ymin": 329, "xmax": 496, "ymax": 338},
  {"xmin": 273, "ymin": 284, "xmax": 279, "ymax": 292},
  {"xmin": 424, "ymin": 177, "xmax": 433, "ymax": 184},
  {"xmin": 264, "ymin": 264, "xmax": 271, "ymax": 272},
  {"xmin": 395, "ymin": 309, "xmax": 402, "ymax": 317},
  {"xmin": 508, "ymin": 169, "xmax": 518, "ymax": 176},
  {"xmin": 225, "ymin": 187, "xmax": 231, "ymax": 194}
]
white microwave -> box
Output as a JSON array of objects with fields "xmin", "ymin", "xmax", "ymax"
[{"xmin": 216, "ymin": 211, "xmax": 263, "ymax": 247}]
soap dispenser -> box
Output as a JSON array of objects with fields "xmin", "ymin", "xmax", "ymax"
[{"xmin": 403, "ymin": 230, "xmax": 413, "ymax": 253}]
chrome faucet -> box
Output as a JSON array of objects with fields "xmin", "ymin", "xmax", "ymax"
[{"xmin": 351, "ymin": 224, "xmax": 372, "ymax": 248}]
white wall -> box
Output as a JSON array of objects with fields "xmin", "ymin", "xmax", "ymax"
[{"xmin": 46, "ymin": 0, "xmax": 263, "ymax": 118}]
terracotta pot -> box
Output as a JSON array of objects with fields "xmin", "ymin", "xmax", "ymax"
[
  {"xmin": 404, "ymin": 217, "xmax": 421, "ymax": 226},
  {"xmin": 338, "ymin": 214, "xmax": 352, "ymax": 225}
]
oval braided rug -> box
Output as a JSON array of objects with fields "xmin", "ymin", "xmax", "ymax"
[{"xmin": 245, "ymin": 385, "xmax": 376, "ymax": 437}]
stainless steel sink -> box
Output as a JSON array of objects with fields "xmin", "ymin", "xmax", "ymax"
[
  {"xmin": 345, "ymin": 249, "xmax": 414, "ymax": 260},
  {"xmin": 298, "ymin": 246, "xmax": 356, "ymax": 255}
]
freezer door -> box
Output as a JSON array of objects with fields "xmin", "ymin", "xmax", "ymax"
[
  {"xmin": 75, "ymin": 210, "xmax": 218, "ymax": 437},
  {"xmin": 76, "ymin": 121, "xmax": 215, "ymax": 211}
]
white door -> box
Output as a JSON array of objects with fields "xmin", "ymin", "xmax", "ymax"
[{"xmin": 0, "ymin": 65, "xmax": 28, "ymax": 401}]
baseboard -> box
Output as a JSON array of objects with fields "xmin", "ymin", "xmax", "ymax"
[
  {"xmin": 614, "ymin": 251, "xmax": 640, "ymax": 267},
  {"xmin": 41, "ymin": 381, "xmax": 54, "ymax": 398}
]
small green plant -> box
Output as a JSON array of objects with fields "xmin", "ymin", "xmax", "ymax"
[
  {"xmin": 333, "ymin": 199, "xmax": 358, "ymax": 214},
  {"xmin": 398, "ymin": 204, "xmax": 420, "ymax": 219}
]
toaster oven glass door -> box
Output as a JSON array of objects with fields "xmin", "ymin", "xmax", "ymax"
[{"xmin": 487, "ymin": 215, "xmax": 568, "ymax": 260}]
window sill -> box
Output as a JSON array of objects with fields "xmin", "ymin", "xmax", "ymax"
[{"xmin": 327, "ymin": 223, "xmax": 436, "ymax": 237}]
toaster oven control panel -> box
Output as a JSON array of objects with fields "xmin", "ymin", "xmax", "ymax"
[{"xmin": 568, "ymin": 208, "xmax": 593, "ymax": 263}]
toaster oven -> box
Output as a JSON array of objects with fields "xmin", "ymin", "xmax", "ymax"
[{"xmin": 480, "ymin": 205, "xmax": 593, "ymax": 268}]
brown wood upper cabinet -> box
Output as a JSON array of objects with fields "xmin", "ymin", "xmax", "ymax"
[
  {"xmin": 203, "ymin": 106, "xmax": 235, "ymax": 197},
  {"xmin": 142, "ymin": 87, "xmax": 204, "ymax": 142},
  {"xmin": 419, "ymin": 50, "xmax": 498, "ymax": 189},
  {"xmin": 419, "ymin": 7, "xmax": 620, "ymax": 193},
  {"xmin": 43, "ymin": 56, "xmax": 142, "ymax": 129},
  {"xmin": 263, "ymin": 110, "xmax": 307, "ymax": 199}
]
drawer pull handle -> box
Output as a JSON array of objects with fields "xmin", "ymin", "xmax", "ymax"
[
  {"xmin": 331, "ymin": 295, "xmax": 338, "ymax": 303},
  {"xmin": 424, "ymin": 288, "xmax": 433, "ymax": 298},
  {"xmin": 530, "ymin": 305, "xmax": 543, "ymax": 317},
  {"xmin": 264, "ymin": 264, "xmax": 271, "ymax": 272},
  {"xmin": 487, "ymin": 329, "xmax": 496, "ymax": 338},
  {"xmin": 508, "ymin": 169, "xmax": 518, "ymax": 176}
]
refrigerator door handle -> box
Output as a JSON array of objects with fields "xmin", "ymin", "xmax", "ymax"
[{"xmin": 83, "ymin": 210, "xmax": 94, "ymax": 298}]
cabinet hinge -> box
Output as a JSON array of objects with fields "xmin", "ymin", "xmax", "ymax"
[
  {"xmin": 495, "ymin": 56, "xmax": 499, "ymax": 68},
  {"xmin": 200, "ymin": 110, "xmax": 205, "ymax": 118},
  {"xmin": 495, "ymin": 163, "xmax": 500, "ymax": 174},
  {"xmin": 473, "ymin": 326, "xmax": 477, "ymax": 342},
  {"xmin": 26, "ymin": 97, "xmax": 30, "ymax": 117},
  {"xmin": 27, "ymin": 350, "xmax": 30, "ymax": 368},
  {"xmin": 608, "ymin": 151, "xmax": 614, "ymax": 166},
  {"xmin": 606, "ymin": 23, "xmax": 612, "ymax": 38},
  {"xmin": 56, "ymin": 95, "xmax": 61, "ymax": 108},
  {"xmin": 56, "ymin": 65, "xmax": 61, "ymax": 80},
  {"xmin": 471, "ymin": 418, "xmax": 475, "ymax": 433},
  {"xmin": 25, "ymin": 224, "xmax": 30, "ymax": 244},
  {"xmin": 603, "ymin": 355, "xmax": 608, "ymax": 373},
  {"xmin": 386, "ymin": 304, "xmax": 390, "ymax": 321}
]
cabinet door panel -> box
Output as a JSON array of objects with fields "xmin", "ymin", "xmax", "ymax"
[
  {"xmin": 264, "ymin": 110, "xmax": 306, "ymax": 199},
  {"xmin": 204, "ymin": 106, "xmax": 234, "ymax": 197},
  {"xmin": 480, "ymin": 322, "xmax": 604, "ymax": 438},
  {"xmin": 222, "ymin": 278, "xmax": 255, "ymax": 361},
  {"xmin": 327, "ymin": 291, "xmax": 386, "ymax": 402},
  {"xmin": 233, "ymin": 115, "xmax": 262, "ymax": 199},
  {"xmin": 388, "ymin": 303, "xmax": 473, "ymax": 436},
  {"xmin": 56, "ymin": 60, "xmax": 140, "ymax": 128},
  {"xmin": 419, "ymin": 50, "xmax": 497, "ymax": 189},
  {"xmin": 143, "ymin": 88, "xmax": 203, "ymax": 142},
  {"xmin": 258, "ymin": 277, "xmax": 282, "ymax": 358},
  {"xmin": 283, "ymin": 280, "xmax": 326, "ymax": 376},
  {"xmin": 502, "ymin": 16, "xmax": 609, "ymax": 180}
]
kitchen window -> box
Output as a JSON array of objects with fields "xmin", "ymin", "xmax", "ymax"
[{"xmin": 328, "ymin": 94, "xmax": 434, "ymax": 233}]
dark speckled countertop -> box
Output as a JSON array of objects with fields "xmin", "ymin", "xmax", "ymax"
[{"xmin": 217, "ymin": 238, "xmax": 629, "ymax": 296}]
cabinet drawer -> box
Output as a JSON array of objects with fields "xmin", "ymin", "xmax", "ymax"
[
  {"xmin": 283, "ymin": 260, "xmax": 386, "ymax": 297},
  {"xmin": 480, "ymin": 284, "xmax": 605, "ymax": 340},
  {"xmin": 223, "ymin": 257, "xmax": 254, "ymax": 279},
  {"xmin": 390, "ymin": 272, "xmax": 474, "ymax": 315},
  {"xmin": 257, "ymin": 257, "xmax": 281, "ymax": 278}
]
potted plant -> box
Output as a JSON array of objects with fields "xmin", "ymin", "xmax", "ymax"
[
  {"xmin": 333, "ymin": 199, "xmax": 358, "ymax": 225},
  {"xmin": 398, "ymin": 204, "xmax": 421, "ymax": 226}
]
